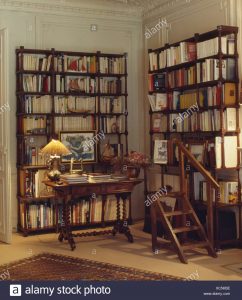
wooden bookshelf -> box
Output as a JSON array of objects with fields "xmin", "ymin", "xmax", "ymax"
[
  {"xmin": 145, "ymin": 25, "xmax": 241, "ymax": 249},
  {"xmin": 16, "ymin": 46, "xmax": 129, "ymax": 236}
]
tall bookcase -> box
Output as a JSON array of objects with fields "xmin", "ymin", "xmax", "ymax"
[
  {"xmin": 16, "ymin": 46, "xmax": 129, "ymax": 236},
  {"xmin": 145, "ymin": 25, "xmax": 241, "ymax": 248}
]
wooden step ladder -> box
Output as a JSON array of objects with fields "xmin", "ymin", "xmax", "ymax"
[
  {"xmin": 150, "ymin": 192, "xmax": 217, "ymax": 264},
  {"xmin": 149, "ymin": 140, "xmax": 220, "ymax": 264}
]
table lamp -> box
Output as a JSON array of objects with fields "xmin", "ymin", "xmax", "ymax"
[{"xmin": 40, "ymin": 139, "xmax": 71, "ymax": 182}]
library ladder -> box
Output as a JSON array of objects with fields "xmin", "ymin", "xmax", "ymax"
[{"xmin": 150, "ymin": 140, "xmax": 219, "ymax": 264}]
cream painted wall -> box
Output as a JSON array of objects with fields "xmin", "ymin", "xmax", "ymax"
[{"xmin": 0, "ymin": 6, "xmax": 144, "ymax": 230}]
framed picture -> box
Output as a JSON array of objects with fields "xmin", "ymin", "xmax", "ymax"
[
  {"xmin": 154, "ymin": 140, "xmax": 168, "ymax": 164},
  {"xmin": 60, "ymin": 131, "xmax": 97, "ymax": 163},
  {"xmin": 189, "ymin": 142, "xmax": 205, "ymax": 164}
]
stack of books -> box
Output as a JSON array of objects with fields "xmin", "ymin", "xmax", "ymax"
[
  {"xmin": 88, "ymin": 173, "xmax": 112, "ymax": 182},
  {"xmin": 60, "ymin": 174, "xmax": 88, "ymax": 184}
]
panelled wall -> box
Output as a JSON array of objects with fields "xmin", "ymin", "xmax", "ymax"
[{"xmin": 0, "ymin": 3, "xmax": 144, "ymax": 230}]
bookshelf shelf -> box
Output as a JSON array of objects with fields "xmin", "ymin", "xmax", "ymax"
[
  {"xmin": 146, "ymin": 25, "xmax": 241, "ymax": 249},
  {"xmin": 149, "ymin": 104, "xmax": 240, "ymax": 115},
  {"xmin": 148, "ymin": 54, "xmax": 238, "ymax": 74},
  {"xmin": 16, "ymin": 46, "xmax": 129, "ymax": 236}
]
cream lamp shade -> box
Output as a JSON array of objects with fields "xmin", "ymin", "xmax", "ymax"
[{"xmin": 40, "ymin": 139, "xmax": 71, "ymax": 157}]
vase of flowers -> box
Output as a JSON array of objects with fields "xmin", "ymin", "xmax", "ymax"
[{"xmin": 123, "ymin": 151, "xmax": 150, "ymax": 179}]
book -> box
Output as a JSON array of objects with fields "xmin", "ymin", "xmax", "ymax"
[
  {"xmin": 154, "ymin": 140, "xmax": 168, "ymax": 164},
  {"xmin": 223, "ymin": 83, "xmax": 236, "ymax": 105},
  {"xmin": 225, "ymin": 108, "xmax": 236, "ymax": 131},
  {"xmin": 153, "ymin": 73, "xmax": 166, "ymax": 90},
  {"xmin": 99, "ymin": 57, "xmax": 125, "ymax": 74},
  {"xmin": 224, "ymin": 136, "xmax": 237, "ymax": 168},
  {"xmin": 155, "ymin": 93, "xmax": 167, "ymax": 110},
  {"xmin": 153, "ymin": 117, "xmax": 161, "ymax": 132},
  {"xmin": 148, "ymin": 94, "xmax": 156, "ymax": 112}
]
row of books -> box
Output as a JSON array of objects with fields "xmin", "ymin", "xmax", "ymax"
[
  {"xmin": 197, "ymin": 58, "xmax": 235, "ymax": 83},
  {"xmin": 20, "ymin": 116, "xmax": 47, "ymax": 134},
  {"xmin": 149, "ymin": 35, "xmax": 235, "ymax": 71},
  {"xmin": 99, "ymin": 116, "xmax": 125, "ymax": 134},
  {"xmin": 22, "ymin": 136, "xmax": 47, "ymax": 166},
  {"xmin": 23, "ymin": 95, "xmax": 52, "ymax": 114},
  {"xmin": 197, "ymin": 36, "xmax": 235, "ymax": 59},
  {"xmin": 148, "ymin": 59, "xmax": 235, "ymax": 91},
  {"xmin": 54, "ymin": 96, "xmax": 96, "ymax": 114},
  {"xmin": 100, "ymin": 97, "xmax": 123, "ymax": 113},
  {"xmin": 21, "ymin": 95, "xmax": 124, "ymax": 115},
  {"xmin": 167, "ymin": 66, "xmax": 196, "ymax": 88},
  {"xmin": 20, "ymin": 54, "xmax": 125, "ymax": 75},
  {"xmin": 152, "ymin": 109, "xmax": 236, "ymax": 133},
  {"xmin": 62, "ymin": 55, "xmax": 96, "ymax": 73},
  {"xmin": 148, "ymin": 83, "xmax": 236, "ymax": 111},
  {"xmin": 54, "ymin": 116, "xmax": 95, "ymax": 134},
  {"xmin": 153, "ymin": 137, "xmax": 238, "ymax": 169},
  {"xmin": 56, "ymin": 76, "xmax": 96, "ymax": 93},
  {"xmin": 22, "ymin": 75, "xmax": 51, "ymax": 93},
  {"xmin": 20, "ymin": 195, "xmax": 130, "ymax": 229},
  {"xmin": 19, "ymin": 169, "xmax": 51, "ymax": 198},
  {"xmin": 198, "ymin": 180, "xmax": 238, "ymax": 204},
  {"xmin": 99, "ymin": 78, "xmax": 122, "ymax": 94},
  {"xmin": 21, "ymin": 54, "xmax": 52, "ymax": 71},
  {"xmin": 23, "ymin": 145, "xmax": 45, "ymax": 166},
  {"xmin": 70, "ymin": 200, "xmax": 96, "ymax": 224},
  {"xmin": 20, "ymin": 203, "xmax": 55, "ymax": 229},
  {"xmin": 149, "ymin": 42, "xmax": 196, "ymax": 70},
  {"xmin": 99, "ymin": 57, "xmax": 125, "ymax": 74},
  {"xmin": 199, "ymin": 83, "xmax": 235, "ymax": 107},
  {"xmin": 194, "ymin": 172, "xmax": 238, "ymax": 203}
]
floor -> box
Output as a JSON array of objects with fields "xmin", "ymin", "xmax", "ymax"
[{"xmin": 0, "ymin": 223, "xmax": 242, "ymax": 280}]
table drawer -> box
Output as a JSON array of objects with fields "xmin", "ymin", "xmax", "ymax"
[
  {"xmin": 72, "ymin": 186, "xmax": 101, "ymax": 196},
  {"xmin": 106, "ymin": 183, "xmax": 133, "ymax": 194}
]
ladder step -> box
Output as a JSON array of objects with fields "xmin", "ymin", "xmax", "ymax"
[
  {"xmin": 165, "ymin": 210, "xmax": 193, "ymax": 217},
  {"xmin": 173, "ymin": 225, "xmax": 200, "ymax": 234},
  {"xmin": 181, "ymin": 241, "xmax": 208, "ymax": 250}
]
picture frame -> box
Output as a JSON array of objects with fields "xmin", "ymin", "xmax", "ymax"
[
  {"xmin": 60, "ymin": 131, "xmax": 97, "ymax": 163},
  {"xmin": 153, "ymin": 140, "xmax": 168, "ymax": 164},
  {"xmin": 189, "ymin": 142, "xmax": 205, "ymax": 164}
]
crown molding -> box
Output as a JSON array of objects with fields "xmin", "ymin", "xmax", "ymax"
[
  {"xmin": 142, "ymin": 0, "xmax": 219, "ymax": 20},
  {"xmin": 0, "ymin": 0, "xmax": 143, "ymax": 21}
]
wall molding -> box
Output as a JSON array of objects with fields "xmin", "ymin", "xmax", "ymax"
[{"xmin": 0, "ymin": 0, "xmax": 142, "ymax": 21}]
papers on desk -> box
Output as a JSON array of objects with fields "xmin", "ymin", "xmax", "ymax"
[
  {"xmin": 60, "ymin": 173, "xmax": 128, "ymax": 184},
  {"xmin": 60, "ymin": 174, "xmax": 88, "ymax": 184}
]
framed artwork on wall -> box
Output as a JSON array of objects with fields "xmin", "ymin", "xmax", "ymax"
[{"xmin": 60, "ymin": 131, "xmax": 97, "ymax": 163}]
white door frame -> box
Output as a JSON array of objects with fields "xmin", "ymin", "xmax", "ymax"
[{"xmin": 0, "ymin": 27, "xmax": 11, "ymax": 244}]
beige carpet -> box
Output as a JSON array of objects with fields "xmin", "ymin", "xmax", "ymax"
[{"xmin": 0, "ymin": 223, "xmax": 242, "ymax": 280}]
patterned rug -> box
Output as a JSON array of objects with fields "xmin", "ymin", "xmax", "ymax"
[
  {"xmin": 0, "ymin": 253, "xmax": 182, "ymax": 281},
  {"xmin": 224, "ymin": 262, "xmax": 242, "ymax": 275}
]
